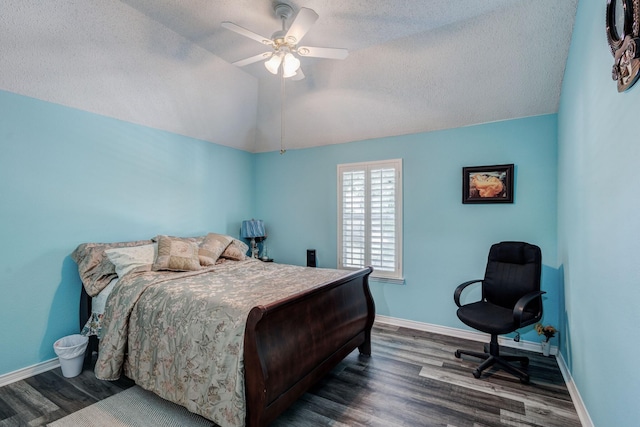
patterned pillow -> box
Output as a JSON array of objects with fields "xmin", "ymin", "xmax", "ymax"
[
  {"xmin": 152, "ymin": 235, "xmax": 201, "ymax": 271},
  {"xmin": 221, "ymin": 238, "xmax": 249, "ymax": 261},
  {"xmin": 199, "ymin": 233, "xmax": 233, "ymax": 266}
]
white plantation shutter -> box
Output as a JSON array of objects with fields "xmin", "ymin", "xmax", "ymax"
[
  {"xmin": 338, "ymin": 159, "xmax": 403, "ymax": 280},
  {"xmin": 370, "ymin": 167, "xmax": 396, "ymax": 271},
  {"xmin": 341, "ymin": 170, "xmax": 366, "ymax": 268}
]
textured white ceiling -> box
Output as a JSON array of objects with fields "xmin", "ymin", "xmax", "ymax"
[{"xmin": 0, "ymin": 0, "xmax": 578, "ymax": 153}]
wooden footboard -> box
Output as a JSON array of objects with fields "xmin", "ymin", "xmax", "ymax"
[{"xmin": 243, "ymin": 266, "xmax": 375, "ymax": 427}]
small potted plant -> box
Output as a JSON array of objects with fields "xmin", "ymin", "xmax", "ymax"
[{"xmin": 535, "ymin": 323, "xmax": 557, "ymax": 356}]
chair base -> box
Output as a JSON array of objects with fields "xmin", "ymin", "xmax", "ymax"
[{"xmin": 454, "ymin": 334, "xmax": 530, "ymax": 383}]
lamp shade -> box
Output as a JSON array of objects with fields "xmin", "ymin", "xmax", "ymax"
[
  {"xmin": 282, "ymin": 52, "xmax": 300, "ymax": 78},
  {"xmin": 241, "ymin": 219, "xmax": 265, "ymax": 239},
  {"xmin": 264, "ymin": 52, "xmax": 283, "ymax": 75}
]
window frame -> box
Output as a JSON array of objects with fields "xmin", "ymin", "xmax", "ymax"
[{"xmin": 337, "ymin": 159, "xmax": 403, "ymax": 282}]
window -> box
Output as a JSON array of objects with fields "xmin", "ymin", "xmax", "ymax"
[{"xmin": 338, "ymin": 159, "xmax": 403, "ymax": 282}]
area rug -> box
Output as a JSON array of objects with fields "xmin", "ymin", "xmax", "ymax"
[{"xmin": 47, "ymin": 386, "xmax": 215, "ymax": 427}]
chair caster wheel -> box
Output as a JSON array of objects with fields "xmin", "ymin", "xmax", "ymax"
[
  {"xmin": 454, "ymin": 350, "xmax": 461, "ymax": 358},
  {"xmin": 473, "ymin": 369, "xmax": 481, "ymax": 379}
]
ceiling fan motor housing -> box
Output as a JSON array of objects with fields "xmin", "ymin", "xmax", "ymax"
[
  {"xmin": 273, "ymin": 3, "xmax": 295, "ymax": 47},
  {"xmin": 271, "ymin": 30, "xmax": 287, "ymax": 47}
]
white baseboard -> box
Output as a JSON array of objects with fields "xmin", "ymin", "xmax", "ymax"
[
  {"xmin": 556, "ymin": 352, "xmax": 595, "ymax": 427},
  {"xmin": 375, "ymin": 315, "xmax": 592, "ymax": 427},
  {"xmin": 0, "ymin": 358, "xmax": 60, "ymax": 387},
  {"xmin": 375, "ymin": 315, "xmax": 558, "ymax": 355}
]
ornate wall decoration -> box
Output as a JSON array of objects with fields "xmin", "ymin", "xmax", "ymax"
[{"xmin": 607, "ymin": 0, "xmax": 640, "ymax": 92}]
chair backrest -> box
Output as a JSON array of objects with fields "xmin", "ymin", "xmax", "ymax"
[{"xmin": 483, "ymin": 241, "xmax": 542, "ymax": 313}]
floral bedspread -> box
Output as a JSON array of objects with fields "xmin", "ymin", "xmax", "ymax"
[{"xmin": 95, "ymin": 259, "xmax": 350, "ymax": 427}]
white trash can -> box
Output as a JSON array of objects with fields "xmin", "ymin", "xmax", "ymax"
[{"xmin": 54, "ymin": 334, "xmax": 89, "ymax": 378}]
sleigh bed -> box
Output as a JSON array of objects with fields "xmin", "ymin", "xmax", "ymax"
[{"xmin": 73, "ymin": 234, "xmax": 374, "ymax": 427}]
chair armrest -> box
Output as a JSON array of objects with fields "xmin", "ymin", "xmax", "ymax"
[
  {"xmin": 512, "ymin": 291, "xmax": 547, "ymax": 326},
  {"xmin": 454, "ymin": 279, "xmax": 483, "ymax": 308}
]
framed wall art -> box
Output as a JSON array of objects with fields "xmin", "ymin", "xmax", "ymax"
[
  {"xmin": 462, "ymin": 164, "xmax": 514, "ymax": 204},
  {"xmin": 606, "ymin": 0, "xmax": 640, "ymax": 92}
]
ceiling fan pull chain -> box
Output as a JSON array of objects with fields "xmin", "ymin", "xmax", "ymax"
[{"xmin": 280, "ymin": 72, "xmax": 286, "ymax": 155}]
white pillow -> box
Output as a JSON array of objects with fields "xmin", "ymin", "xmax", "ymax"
[{"xmin": 105, "ymin": 244, "xmax": 156, "ymax": 278}]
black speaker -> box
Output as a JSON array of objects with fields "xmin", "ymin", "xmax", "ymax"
[{"xmin": 306, "ymin": 249, "xmax": 316, "ymax": 267}]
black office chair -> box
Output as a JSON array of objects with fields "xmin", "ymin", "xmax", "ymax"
[{"xmin": 453, "ymin": 241, "xmax": 544, "ymax": 383}]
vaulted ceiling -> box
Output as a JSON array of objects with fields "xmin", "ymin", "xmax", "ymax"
[{"xmin": 1, "ymin": 1, "xmax": 579, "ymax": 152}]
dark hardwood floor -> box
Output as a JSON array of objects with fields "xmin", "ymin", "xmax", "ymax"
[{"xmin": 0, "ymin": 324, "xmax": 581, "ymax": 426}]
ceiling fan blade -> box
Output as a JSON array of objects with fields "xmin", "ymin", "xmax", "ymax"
[
  {"xmin": 290, "ymin": 68, "xmax": 305, "ymax": 81},
  {"xmin": 284, "ymin": 7, "xmax": 319, "ymax": 44},
  {"xmin": 232, "ymin": 52, "xmax": 273, "ymax": 67},
  {"xmin": 222, "ymin": 22, "xmax": 274, "ymax": 46},
  {"xmin": 297, "ymin": 46, "xmax": 349, "ymax": 60}
]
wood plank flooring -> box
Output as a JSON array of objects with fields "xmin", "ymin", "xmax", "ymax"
[{"xmin": 0, "ymin": 324, "xmax": 581, "ymax": 426}]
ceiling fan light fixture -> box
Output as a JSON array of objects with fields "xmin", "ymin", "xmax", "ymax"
[
  {"xmin": 264, "ymin": 52, "xmax": 283, "ymax": 74},
  {"xmin": 223, "ymin": 4, "xmax": 348, "ymax": 82},
  {"xmin": 282, "ymin": 52, "xmax": 301, "ymax": 77}
]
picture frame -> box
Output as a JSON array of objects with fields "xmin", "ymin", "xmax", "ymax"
[
  {"xmin": 606, "ymin": 0, "xmax": 640, "ymax": 92},
  {"xmin": 462, "ymin": 164, "xmax": 514, "ymax": 204}
]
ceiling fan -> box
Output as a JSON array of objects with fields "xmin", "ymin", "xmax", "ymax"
[{"xmin": 222, "ymin": 3, "xmax": 348, "ymax": 80}]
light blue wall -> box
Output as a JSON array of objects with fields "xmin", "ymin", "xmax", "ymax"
[
  {"xmin": 254, "ymin": 115, "xmax": 559, "ymax": 344},
  {"xmin": 0, "ymin": 90, "xmax": 254, "ymax": 376},
  {"xmin": 558, "ymin": 1, "xmax": 640, "ymax": 425}
]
